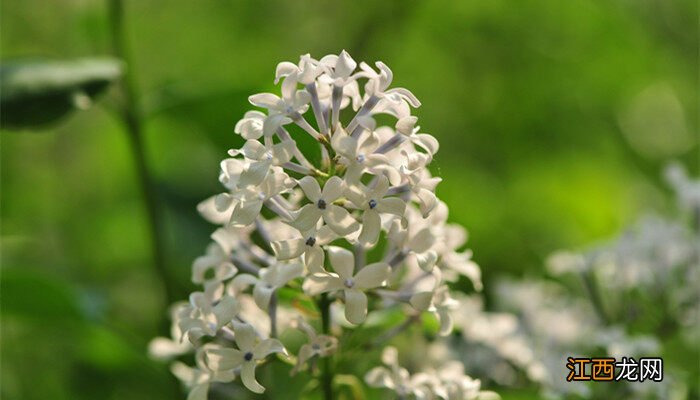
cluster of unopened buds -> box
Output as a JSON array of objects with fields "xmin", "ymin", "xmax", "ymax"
[{"xmin": 150, "ymin": 51, "xmax": 497, "ymax": 400}]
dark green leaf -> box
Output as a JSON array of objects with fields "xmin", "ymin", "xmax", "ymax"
[{"xmin": 1, "ymin": 58, "xmax": 123, "ymax": 130}]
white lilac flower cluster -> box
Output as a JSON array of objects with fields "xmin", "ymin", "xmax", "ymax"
[{"xmin": 149, "ymin": 51, "xmax": 494, "ymax": 400}]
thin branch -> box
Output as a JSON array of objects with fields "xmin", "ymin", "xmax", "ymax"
[
  {"xmin": 269, "ymin": 292, "xmax": 278, "ymax": 338},
  {"xmin": 108, "ymin": 0, "xmax": 176, "ymax": 304}
]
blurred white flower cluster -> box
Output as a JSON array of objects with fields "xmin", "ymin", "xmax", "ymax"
[
  {"xmin": 366, "ymin": 346, "xmax": 500, "ymax": 400},
  {"xmin": 479, "ymin": 164, "xmax": 699, "ymax": 399},
  {"xmin": 149, "ymin": 51, "xmax": 496, "ymax": 400}
]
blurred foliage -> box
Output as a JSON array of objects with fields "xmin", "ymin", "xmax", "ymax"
[{"xmin": 1, "ymin": 0, "xmax": 697, "ymax": 399}]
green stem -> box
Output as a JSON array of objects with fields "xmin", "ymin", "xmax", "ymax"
[
  {"xmin": 108, "ymin": 0, "xmax": 176, "ymax": 305},
  {"xmin": 581, "ymin": 270, "xmax": 609, "ymax": 325},
  {"xmin": 319, "ymin": 294, "xmax": 334, "ymax": 400}
]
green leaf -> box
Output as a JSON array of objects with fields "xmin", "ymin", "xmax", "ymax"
[{"xmin": 0, "ymin": 58, "xmax": 123, "ymax": 129}]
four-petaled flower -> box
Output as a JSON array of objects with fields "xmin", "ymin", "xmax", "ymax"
[
  {"xmin": 346, "ymin": 175, "xmax": 406, "ymax": 247},
  {"xmin": 291, "ymin": 317, "xmax": 338, "ymax": 375},
  {"xmin": 290, "ymin": 176, "xmax": 359, "ymax": 236},
  {"xmin": 304, "ymin": 246, "xmax": 390, "ymax": 324},
  {"xmin": 271, "ymin": 225, "xmax": 337, "ymax": 273},
  {"xmin": 205, "ymin": 322, "xmax": 287, "ymax": 394}
]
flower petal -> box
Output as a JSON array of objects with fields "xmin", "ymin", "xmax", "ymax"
[
  {"xmin": 280, "ymin": 74, "xmax": 298, "ymax": 101},
  {"xmin": 289, "ymin": 204, "xmax": 323, "ymax": 232},
  {"xmin": 395, "ymin": 116, "xmax": 418, "ymax": 135},
  {"xmin": 302, "ymin": 273, "xmax": 343, "ymax": 296},
  {"xmin": 365, "ymin": 367, "xmax": 393, "ymax": 388},
  {"xmin": 297, "ymin": 176, "xmax": 322, "ymax": 202},
  {"xmin": 416, "ymin": 187, "xmax": 438, "ymax": 218},
  {"xmin": 187, "ymin": 383, "xmax": 209, "ymax": 400},
  {"xmin": 412, "ymin": 133, "xmax": 439, "ymax": 156},
  {"xmin": 409, "ymin": 292, "xmax": 433, "ymax": 311},
  {"xmin": 275, "ymin": 61, "xmax": 298, "ymax": 84},
  {"xmin": 271, "ymin": 239, "xmax": 306, "ymax": 260},
  {"xmin": 241, "ymin": 140, "xmax": 267, "ymax": 160},
  {"xmin": 323, "ymin": 205, "xmax": 359, "ymax": 236},
  {"xmin": 205, "ymin": 348, "xmax": 244, "ymax": 371},
  {"xmin": 240, "ymin": 361, "xmax": 265, "ymax": 394},
  {"xmin": 263, "ymin": 114, "xmax": 292, "ymax": 137},
  {"xmin": 249, "ymin": 93, "xmax": 282, "ymax": 109},
  {"xmin": 238, "ymin": 160, "xmax": 271, "ymax": 187},
  {"xmin": 292, "ymin": 344, "xmax": 314, "ymax": 375},
  {"xmin": 322, "ymin": 176, "xmax": 344, "ymax": 202},
  {"xmin": 229, "ymin": 198, "xmax": 264, "ymax": 227},
  {"xmin": 327, "ymin": 246, "xmax": 355, "ymax": 279},
  {"xmin": 370, "ymin": 175, "xmax": 390, "ymax": 199},
  {"xmin": 344, "ymin": 289, "xmax": 368, "ymax": 324},
  {"xmin": 213, "ymin": 295, "xmax": 241, "ymax": 327},
  {"xmin": 232, "ymin": 321, "xmax": 258, "ymax": 352},
  {"xmin": 253, "ymin": 338, "xmax": 286, "ymax": 360},
  {"xmin": 334, "ymin": 50, "xmax": 357, "ymax": 78},
  {"xmin": 406, "ymin": 250, "xmax": 438, "ymax": 272},
  {"xmin": 271, "ymin": 263, "xmax": 304, "ymax": 287},
  {"xmin": 305, "ymin": 245, "xmax": 325, "ymax": 273},
  {"xmin": 353, "ymin": 262, "xmax": 390, "ymax": 290},
  {"xmin": 272, "ymin": 140, "xmax": 296, "ymax": 164},
  {"xmin": 376, "ymin": 197, "xmax": 406, "ymax": 217},
  {"xmin": 214, "ymin": 193, "xmax": 234, "ymax": 212},
  {"xmin": 437, "ymin": 309, "xmax": 454, "ymax": 336},
  {"xmin": 253, "ymin": 283, "xmax": 274, "ymax": 310},
  {"xmin": 358, "ymin": 210, "xmax": 381, "ymax": 247}
]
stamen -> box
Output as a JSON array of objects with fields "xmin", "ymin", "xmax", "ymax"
[{"xmin": 317, "ymin": 199, "xmax": 327, "ymax": 210}]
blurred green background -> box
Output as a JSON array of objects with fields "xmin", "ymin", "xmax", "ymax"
[{"xmin": 1, "ymin": 0, "xmax": 697, "ymax": 399}]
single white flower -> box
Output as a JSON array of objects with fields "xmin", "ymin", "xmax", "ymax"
[
  {"xmin": 191, "ymin": 240, "xmax": 237, "ymax": 288},
  {"xmin": 217, "ymin": 168, "xmax": 294, "ymax": 227},
  {"xmin": 395, "ymin": 116, "xmax": 439, "ymax": 158},
  {"xmin": 331, "ymin": 127, "xmax": 401, "ymax": 185},
  {"xmin": 234, "ymin": 110, "xmax": 267, "ymax": 140},
  {"xmin": 227, "ymin": 138, "xmax": 296, "ymax": 187},
  {"xmin": 171, "ymin": 347, "xmax": 236, "ymax": 400},
  {"xmin": 346, "ymin": 175, "xmax": 406, "ymax": 247},
  {"xmin": 399, "ymin": 151, "xmax": 441, "ymax": 218},
  {"xmin": 275, "ymin": 54, "xmax": 324, "ymax": 85},
  {"xmin": 429, "ymin": 285, "xmax": 459, "ymax": 336},
  {"xmin": 365, "ymin": 347, "xmax": 431, "ymax": 399},
  {"xmin": 205, "ymin": 322, "xmax": 287, "ymax": 394},
  {"xmin": 149, "ymin": 303, "xmax": 192, "ymax": 360},
  {"xmin": 291, "ymin": 317, "xmax": 338, "ymax": 375},
  {"xmin": 249, "ymin": 73, "xmax": 311, "ymax": 120},
  {"xmin": 304, "ymin": 246, "xmax": 390, "ymax": 324},
  {"xmin": 271, "ymin": 225, "xmax": 337, "ymax": 273},
  {"xmin": 252, "ymin": 262, "xmax": 304, "ymax": 310},
  {"xmin": 360, "ymin": 61, "xmax": 421, "ymax": 119},
  {"xmin": 289, "ymin": 176, "xmax": 359, "ymax": 236},
  {"xmin": 178, "ymin": 287, "xmax": 241, "ymax": 342}
]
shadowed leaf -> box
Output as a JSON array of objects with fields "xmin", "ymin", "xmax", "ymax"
[{"xmin": 1, "ymin": 58, "xmax": 123, "ymax": 130}]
